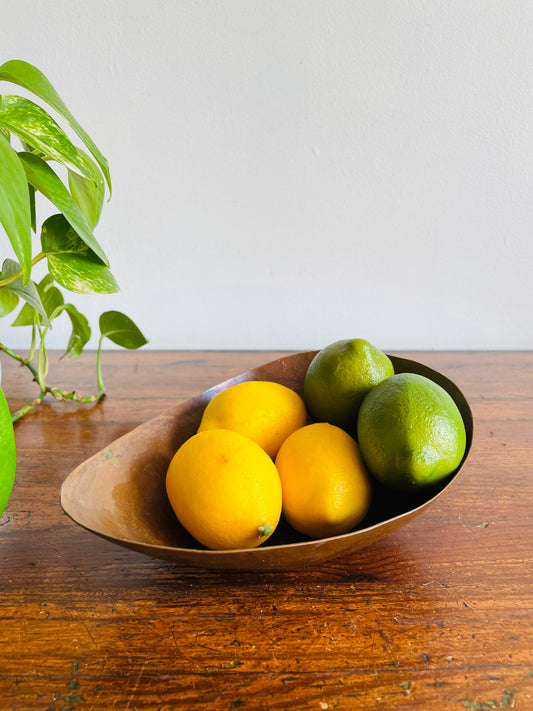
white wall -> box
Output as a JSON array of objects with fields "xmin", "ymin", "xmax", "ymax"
[{"xmin": 1, "ymin": 0, "xmax": 532, "ymax": 351}]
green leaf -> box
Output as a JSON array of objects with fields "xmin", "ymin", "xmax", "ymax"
[
  {"xmin": 19, "ymin": 152, "xmax": 109, "ymax": 265},
  {"xmin": 0, "ymin": 287, "xmax": 19, "ymax": 317},
  {"xmin": 28, "ymin": 183, "xmax": 36, "ymax": 232},
  {"xmin": 61, "ymin": 303, "xmax": 91, "ymax": 358},
  {"xmin": 41, "ymin": 213, "xmax": 94, "ymax": 256},
  {"xmin": 1, "ymin": 259, "xmax": 48, "ymax": 325},
  {"xmin": 0, "ymin": 95, "xmax": 92, "ymax": 180},
  {"xmin": 36, "ymin": 271, "xmax": 54, "ymax": 289},
  {"xmin": 68, "ymin": 148, "xmax": 105, "ymax": 230},
  {"xmin": 48, "ymin": 252, "xmax": 119, "ymax": 295},
  {"xmin": 11, "ymin": 298, "xmax": 37, "ymax": 327},
  {"xmin": 99, "ymin": 311, "xmax": 148, "ymax": 349},
  {"xmin": 0, "ymin": 59, "xmax": 111, "ymax": 194},
  {"xmin": 0, "ymin": 132, "xmax": 32, "ymax": 283},
  {"xmin": 11, "ymin": 273, "xmax": 63, "ymax": 326},
  {"xmin": 22, "ymin": 142, "xmax": 44, "ymax": 231},
  {"xmin": 39, "ymin": 273, "xmax": 64, "ymax": 318},
  {"xmin": 0, "ymin": 386, "xmax": 16, "ymax": 516},
  {"xmin": 41, "ymin": 215, "xmax": 119, "ymax": 294}
]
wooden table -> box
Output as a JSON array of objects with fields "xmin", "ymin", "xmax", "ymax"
[{"xmin": 0, "ymin": 350, "xmax": 532, "ymax": 710}]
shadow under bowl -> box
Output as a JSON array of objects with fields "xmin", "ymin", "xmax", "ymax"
[{"xmin": 60, "ymin": 352, "xmax": 473, "ymax": 571}]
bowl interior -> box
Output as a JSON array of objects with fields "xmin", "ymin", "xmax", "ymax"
[{"xmin": 60, "ymin": 352, "xmax": 473, "ymax": 570}]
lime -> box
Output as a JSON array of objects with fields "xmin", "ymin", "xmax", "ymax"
[
  {"xmin": 0, "ymin": 387, "xmax": 16, "ymax": 516},
  {"xmin": 357, "ymin": 373, "xmax": 466, "ymax": 489},
  {"xmin": 303, "ymin": 339, "xmax": 394, "ymax": 432}
]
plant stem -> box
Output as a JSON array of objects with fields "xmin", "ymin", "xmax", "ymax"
[
  {"xmin": 10, "ymin": 383, "xmax": 105, "ymax": 422},
  {"xmin": 37, "ymin": 326, "xmax": 48, "ymax": 391},
  {"xmin": 0, "ymin": 342, "xmax": 39, "ymax": 379},
  {"xmin": 96, "ymin": 334, "xmax": 106, "ymax": 394},
  {"xmin": 1, "ymin": 341, "xmax": 105, "ymax": 422},
  {"xmin": 50, "ymin": 387, "xmax": 105, "ymax": 404},
  {"xmin": 0, "ymin": 252, "xmax": 46, "ymax": 287},
  {"xmin": 12, "ymin": 403, "xmax": 37, "ymax": 422},
  {"xmin": 27, "ymin": 324, "xmax": 37, "ymax": 363}
]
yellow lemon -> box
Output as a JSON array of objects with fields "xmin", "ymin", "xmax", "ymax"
[
  {"xmin": 357, "ymin": 373, "xmax": 467, "ymax": 489},
  {"xmin": 303, "ymin": 338, "xmax": 394, "ymax": 433},
  {"xmin": 275, "ymin": 422, "xmax": 372, "ymax": 539},
  {"xmin": 198, "ymin": 380, "xmax": 308, "ymax": 458},
  {"xmin": 166, "ymin": 429, "xmax": 282, "ymax": 550}
]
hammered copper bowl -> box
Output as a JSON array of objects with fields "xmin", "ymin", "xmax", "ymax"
[{"xmin": 60, "ymin": 351, "xmax": 473, "ymax": 571}]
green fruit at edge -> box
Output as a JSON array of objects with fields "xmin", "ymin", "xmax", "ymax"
[
  {"xmin": 0, "ymin": 386, "xmax": 16, "ymax": 517},
  {"xmin": 357, "ymin": 373, "xmax": 466, "ymax": 490},
  {"xmin": 303, "ymin": 338, "xmax": 394, "ymax": 432}
]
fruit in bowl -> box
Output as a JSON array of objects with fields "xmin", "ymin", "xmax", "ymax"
[
  {"xmin": 163, "ymin": 338, "xmax": 467, "ymax": 551},
  {"xmin": 60, "ymin": 345, "xmax": 472, "ymax": 569},
  {"xmin": 197, "ymin": 380, "xmax": 307, "ymax": 458},
  {"xmin": 166, "ymin": 428, "xmax": 282, "ymax": 551},
  {"xmin": 275, "ymin": 422, "xmax": 372, "ymax": 539},
  {"xmin": 357, "ymin": 373, "xmax": 467, "ymax": 490},
  {"xmin": 303, "ymin": 338, "xmax": 394, "ymax": 433}
]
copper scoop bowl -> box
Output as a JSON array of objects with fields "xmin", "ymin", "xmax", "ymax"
[{"xmin": 60, "ymin": 351, "xmax": 473, "ymax": 571}]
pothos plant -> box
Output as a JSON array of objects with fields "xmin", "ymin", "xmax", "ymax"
[{"xmin": 0, "ymin": 59, "xmax": 147, "ymax": 516}]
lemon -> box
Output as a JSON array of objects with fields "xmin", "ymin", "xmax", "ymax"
[
  {"xmin": 166, "ymin": 429, "xmax": 282, "ymax": 550},
  {"xmin": 303, "ymin": 339, "xmax": 394, "ymax": 433},
  {"xmin": 0, "ymin": 387, "xmax": 16, "ymax": 517},
  {"xmin": 357, "ymin": 373, "xmax": 467, "ymax": 490},
  {"xmin": 275, "ymin": 422, "xmax": 372, "ymax": 539},
  {"xmin": 198, "ymin": 380, "xmax": 308, "ymax": 458}
]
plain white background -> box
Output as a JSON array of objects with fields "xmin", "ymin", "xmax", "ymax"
[{"xmin": 1, "ymin": 0, "xmax": 532, "ymax": 352}]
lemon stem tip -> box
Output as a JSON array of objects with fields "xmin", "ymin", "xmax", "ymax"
[{"xmin": 258, "ymin": 522, "xmax": 274, "ymax": 538}]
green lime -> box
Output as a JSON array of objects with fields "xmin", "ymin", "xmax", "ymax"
[
  {"xmin": 0, "ymin": 386, "xmax": 16, "ymax": 516},
  {"xmin": 357, "ymin": 372, "xmax": 466, "ymax": 490},
  {"xmin": 303, "ymin": 339, "xmax": 394, "ymax": 432}
]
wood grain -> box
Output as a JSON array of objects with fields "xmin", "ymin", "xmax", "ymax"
[{"xmin": 1, "ymin": 350, "xmax": 532, "ymax": 710}]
